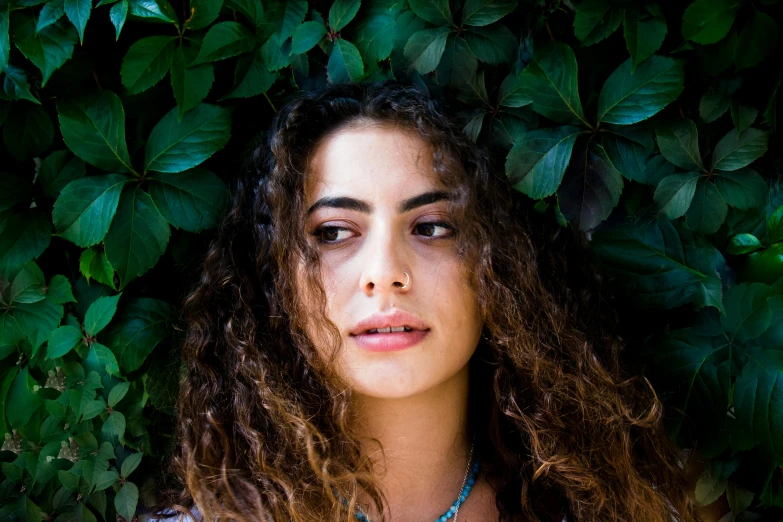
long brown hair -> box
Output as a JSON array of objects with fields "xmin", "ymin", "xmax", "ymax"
[{"xmin": 151, "ymin": 80, "xmax": 703, "ymax": 522}]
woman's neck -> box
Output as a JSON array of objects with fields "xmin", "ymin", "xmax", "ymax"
[{"xmin": 350, "ymin": 363, "xmax": 475, "ymax": 520}]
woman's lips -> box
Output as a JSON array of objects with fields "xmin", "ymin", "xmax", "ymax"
[{"xmin": 350, "ymin": 329, "xmax": 429, "ymax": 352}]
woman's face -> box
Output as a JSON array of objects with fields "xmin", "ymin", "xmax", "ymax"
[{"xmin": 299, "ymin": 123, "xmax": 483, "ymax": 399}]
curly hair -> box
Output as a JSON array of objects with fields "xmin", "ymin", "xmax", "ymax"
[{"xmin": 150, "ymin": 80, "xmax": 704, "ymax": 522}]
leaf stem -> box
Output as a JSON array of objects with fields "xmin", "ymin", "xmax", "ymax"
[{"xmin": 263, "ymin": 91, "xmax": 277, "ymax": 112}]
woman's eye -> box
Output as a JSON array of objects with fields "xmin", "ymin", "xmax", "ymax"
[
  {"xmin": 415, "ymin": 222, "xmax": 455, "ymax": 239},
  {"xmin": 311, "ymin": 221, "xmax": 455, "ymax": 245},
  {"xmin": 312, "ymin": 226, "xmax": 353, "ymax": 244}
]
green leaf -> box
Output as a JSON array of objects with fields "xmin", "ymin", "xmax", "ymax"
[
  {"xmin": 121, "ymin": 452, "xmax": 142, "ymax": 478},
  {"xmin": 727, "ymin": 233, "xmax": 763, "ymax": 255},
  {"xmin": 170, "ymin": 45, "xmax": 215, "ymax": 119},
  {"xmin": 685, "ymin": 178, "xmax": 728, "ymax": 234},
  {"xmin": 57, "ymin": 90, "xmax": 134, "ymax": 174},
  {"xmin": 435, "ymin": 34, "xmax": 477, "ymax": 88},
  {"xmin": 186, "ymin": 0, "xmax": 223, "ymax": 31},
  {"xmin": 108, "ymin": 381, "xmax": 130, "ymax": 407},
  {"xmin": 733, "ymin": 348, "xmax": 783, "ymax": 457},
  {"xmin": 47, "ymin": 274, "xmax": 76, "ymax": 304},
  {"xmin": 15, "ymin": 297, "xmax": 64, "ymax": 352},
  {"xmin": 9, "ymin": 261, "xmax": 46, "ymax": 304},
  {"xmin": 713, "ymin": 168, "xmax": 767, "ymax": 210},
  {"xmin": 730, "ymin": 101, "xmax": 757, "ymax": 137},
  {"xmin": 655, "ymin": 119, "xmax": 705, "ymax": 172},
  {"xmin": 574, "ymin": 0, "xmax": 624, "ymax": 46},
  {"xmin": 114, "ymin": 481, "xmax": 138, "ymax": 522},
  {"xmin": 3, "ymin": 103, "xmax": 53, "ymax": 161},
  {"xmin": 79, "ymin": 247, "xmax": 117, "ymax": 289},
  {"xmin": 104, "ymin": 188, "xmax": 171, "ymax": 289},
  {"xmin": 699, "ymin": 93, "xmax": 730, "ymax": 123},
  {"xmin": 329, "ymin": 0, "xmax": 360, "ymax": 32},
  {"xmin": 7, "ymin": 367, "xmax": 44, "ymax": 429},
  {"xmin": 291, "ymin": 21, "xmax": 327, "ymax": 54},
  {"xmin": 128, "ymin": 0, "xmax": 176, "ymax": 22},
  {"xmin": 278, "ymin": 0, "xmax": 307, "ymax": 41},
  {"xmin": 64, "ymin": 0, "xmax": 91, "ymax": 44},
  {"xmin": 88, "ymin": 342, "xmax": 120, "ymax": 377},
  {"xmin": 144, "ymin": 103, "xmax": 232, "ymax": 173},
  {"xmin": 102, "ymin": 409, "xmax": 126, "ymax": 444},
  {"xmin": 39, "ymin": 150, "xmax": 86, "ymax": 197},
  {"xmin": 36, "ymin": 0, "xmax": 65, "ymax": 32},
  {"xmin": 84, "ymin": 294, "xmax": 121, "ymax": 336},
  {"xmin": 52, "ymin": 174, "xmax": 130, "ymax": 247},
  {"xmin": 721, "ymin": 283, "xmax": 775, "ymax": 342},
  {"xmin": 601, "ymin": 132, "xmax": 651, "ymax": 182},
  {"xmin": 222, "ymin": 48, "xmax": 276, "ymax": 99},
  {"xmin": 46, "ymin": 325, "xmax": 82, "ymax": 359},
  {"xmin": 191, "ymin": 21, "xmax": 256, "ymax": 65},
  {"xmin": 462, "ymin": 110, "xmax": 485, "ymax": 143},
  {"xmin": 557, "ymin": 140, "xmax": 624, "ymax": 231},
  {"xmin": 408, "ymin": 0, "xmax": 452, "ymax": 26},
  {"xmin": 0, "ymin": 211, "xmax": 51, "ymax": 269},
  {"xmin": 505, "ymin": 125, "xmax": 582, "ymax": 199},
  {"xmin": 0, "ymin": 7, "xmax": 9, "ymax": 71},
  {"xmin": 734, "ymin": 10, "xmax": 778, "ymax": 70},
  {"xmin": 463, "ymin": 24, "xmax": 515, "ymax": 64},
  {"xmin": 462, "ymin": 0, "xmax": 516, "ymax": 27},
  {"xmin": 711, "ymin": 128, "xmax": 769, "ymax": 172},
  {"xmin": 681, "ymin": 0, "xmax": 740, "ymax": 45},
  {"xmin": 516, "ymin": 41, "xmax": 588, "ymax": 126},
  {"xmin": 225, "ymin": 0, "xmax": 263, "ymax": 27},
  {"xmin": 403, "ymin": 27, "xmax": 449, "ymax": 75},
  {"xmin": 353, "ymin": 13, "xmax": 395, "ymax": 62},
  {"xmin": 110, "ymin": 0, "xmax": 128, "ymax": 40},
  {"xmin": 768, "ymin": 205, "xmax": 783, "ymax": 245},
  {"xmin": 498, "ymin": 72, "xmax": 530, "ymax": 108},
  {"xmin": 328, "ymin": 38, "xmax": 365, "ymax": 82},
  {"xmin": 623, "ymin": 6, "xmax": 667, "ymax": 73},
  {"xmin": 654, "ymin": 172, "xmax": 701, "ymax": 219},
  {"xmin": 106, "ymin": 298, "xmax": 172, "ymax": 372},
  {"xmin": 120, "ymin": 36, "xmax": 176, "ymax": 94},
  {"xmin": 591, "ymin": 217, "xmax": 725, "ymax": 311},
  {"xmin": 1, "ymin": 64, "xmax": 40, "ymax": 104},
  {"xmin": 148, "ymin": 169, "xmax": 229, "ymax": 232},
  {"xmin": 597, "ymin": 55, "xmax": 684, "ymax": 125},
  {"xmin": 14, "ymin": 16, "xmax": 77, "ymax": 86}
]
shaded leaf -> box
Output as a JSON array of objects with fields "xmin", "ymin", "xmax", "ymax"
[
  {"xmin": 654, "ymin": 172, "xmax": 701, "ymax": 219},
  {"xmin": 681, "ymin": 0, "xmax": 740, "ymax": 45},
  {"xmin": 148, "ymin": 169, "xmax": 230, "ymax": 232},
  {"xmin": 574, "ymin": 0, "xmax": 624, "ymax": 46},
  {"xmin": 711, "ymin": 128, "xmax": 768, "ymax": 172},
  {"xmin": 120, "ymin": 35, "xmax": 176, "ymax": 94}
]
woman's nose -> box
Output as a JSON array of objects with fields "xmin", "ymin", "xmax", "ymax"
[{"xmin": 358, "ymin": 224, "xmax": 410, "ymax": 295}]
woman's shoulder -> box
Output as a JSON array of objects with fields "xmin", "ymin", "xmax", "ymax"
[{"xmin": 141, "ymin": 504, "xmax": 203, "ymax": 522}]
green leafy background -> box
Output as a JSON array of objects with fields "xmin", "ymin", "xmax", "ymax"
[{"xmin": 1, "ymin": 0, "xmax": 782, "ymax": 519}]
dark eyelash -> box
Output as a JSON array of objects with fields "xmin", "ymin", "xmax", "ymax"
[{"xmin": 310, "ymin": 222, "xmax": 456, "ymax": 245}]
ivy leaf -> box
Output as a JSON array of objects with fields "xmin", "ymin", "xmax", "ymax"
[
  {"xmin": 186, "ymin": 0, "xmax": 223, "ymax": 31},
  {"xmin": 597, "ymin": 55, "xmax": 684, "ymax": 125},
  {"xmin": 329, "ymin": 0, "xmax": 360, "ymax": 32},
  {"xmin": 148, "ymin": 169, "xmax": 230, "ymax": 232},
  {"xmin": 726, "ymin": 233, "xmax": 763, "ymax": 255},
  {"xmin": 733, "ymin": 348, "xmax": 783, "ymax": 457},
  {"xmin": 8, "ymin": 261, "xmax": 46, "ymax": 304},
  {"xmin": 601, "ymin": 132, "xmax": 651, "ymax": 182},
  {"xmin": 121, "ymin": 452, "xmax": 143, "ymax": 478},
  {"xmin": 225, "ymin": 0, "xmax": 263, "ymax": 28},
  {"xmin": 109, "ymin": 0, "xmax": 128, "ymax": 40},
  {"xmin": 57, "ymin": 90, "xmax": 134, "ymax": 174},
  {"xmin": 734, "ymin": 10, "xmax": 778, "ymax": 70},
  {"xmin": 15, "ymin": 297, "xmax": 64, "ymax": 353},
  {"xmin": 170, "ymin": 45, "xmax": 215, "ymax": 119},
  {"xmin": 654, "ymin": 172, "xmax": 701, "ymax": 219},
  {"xmin": 699, "ymin": 93, "xmax": 730, "ymax": 124},
  {"xmin": 14, "ymin": 15, "xmax": 77, "ymax": 87},
  {"xmin": 408, "ymin": 0, "xmax": 452, "ymax": 27},
  {"xmin": 462, "ymin": 0, "xmax": 516, "ymax": 27},
  {"xmin": 105, "ymin": 298, "xmax": 172, "ymax": 372},
  {"xmin": 0, "ymin": 211, "xmax": 51, "ymax": 269},
  {"xmin": 721, "ymin": 283, "xmax": 776, "ymax": 342},
  {"xmin": 120, "ymin": 36, "xmax": 177, "ymax": 94},
  {"xmin": 52, "ymin": 174, "xmax": 131, "ymax": 247},
  {"xmin": 497, "ymin": 72, "xmax": 530, "ymax": 108},
  {"xmin": 435, "ymin": 34, "xmax": 477, "ymax": 88},
  {"xmin": 0, "ymin": 7, "xmax": 7, "ymax": 71},
  {"xmin": 711, "ymin": 128, "xmax": 769, "ymax": 172},
  {"xmin": 39, "ymin": 150, "xmax": 86, "ymax": 197},
  {"xmin": 47, "ymin": 275, "xmax": 76, "ymax": 304},
  {"xmin": 463, "ymin": 24, "xmax": 516, "ymax": 64},
  {"xmin": 36, "ymin": 0, "xmax": 65, "ymax": 32},
  {"xmin": 191, "ymin": 21, "xmax": 256, "ymax": 65},
  {"xmin": 517, "ymin": 41, "xmax": 588, "ymax": 126},
  {"xmin": 2, "ymin": 64, "xmax": 40, "ymax": 104},
  {"xmin": 128, "ymin": 0, "xmax": 176, "ymax": 22},
  {"xmin": 557, "ymin": 140, "xmax": 624, "ymax": 231},
  {"xmin": 505, "ymin": 125, "xmax": 582, "ymax": 199},
  {"xmin": 144, "ymin": 103, "xmax": 231, "ymax": 173},
  {"xmin": 403, "ymin": 27, "xmax": 450, "ymax": 75},
  {"xmin": 102, "ymin": 410, "xmax": 126, "ymax": 445},
  {"xmin": 655, "ymin": 119, "xmax": 705, "ymax": 172},
  {"xmin": 328, "ymin": 38, "xmax": 364, "ymax": 82},
  {"xmin": 685, "ymin": 178, "xmax": 728, "ymax": 235},
  {"xmin": 46, "ymin": 325, "xmax": 82, "ymax": 359},
  {"xmin": 108, "ymin": 381, "xmax": 130, "ymax": 408},
  {"xmin": 730, "ymin": 101, "xmax": 757, "ymax": 137},
  {"xmin": 573, "ymin": 0, "xmax": 624, "ymax": 46},
  {"xmin": 681, "ymin": 0, "xmax": 740, "ymax": 45},
  {"xmin": 104, "ymin": 188, "xmax": 171, "ymax": 289},
  {"xmin": 6, "ymin": 367, "xmax": 44, "ymax": 430},
  {"xmin": 114, "ymin": 481, "xmax": 138, "ymax": 522},
  {"xmin": 591, "ymin": 217, "xmax": 725, "ymax": 311},
  {"xmin": 79, "ymin": 247, "xmax": 117, "ymax": 289},
  {"xmin": 3, "ymin": 104, "xmax": 53, "ymax": 161},
  {"xmin": 222, "ymin": 49, "xmax": 276, "ymax": 99},
  {"xmin": 291, "ymin": 21, "xmax": 327, "ymax": 54},
  {"xmin": 353, "ymin": 13, "xmax": 395, "ymax": 63},
  {"xmin": 623, "ymin": 6, "xmax": 667, "ymax": 73},
  {"xmin": 713, "ymin": 168, "xmax": 767, "ymax": 210},
  {"xmin": 64, "ymin": 0, "xmax": 90, "ymax": 44},
  {"xmin": 84, "ymin": 294, "xmax": 121, "ymax": 336}
]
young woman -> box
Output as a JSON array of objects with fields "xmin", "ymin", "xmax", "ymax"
[{"xmin": 149, "ymin": 80, "xmax": 704, "ymax": 522}]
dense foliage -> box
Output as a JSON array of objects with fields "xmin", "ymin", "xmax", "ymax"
[{"xmin": 0, "ymin": 0, "xmax": 781, "ymax": 519}]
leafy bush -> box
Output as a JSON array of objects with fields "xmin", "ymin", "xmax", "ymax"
[{"xmin": 0, "ymin": 0, "xmax": 781, "ymax": 519}]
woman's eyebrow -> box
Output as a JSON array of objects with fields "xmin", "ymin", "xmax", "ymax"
[{"xmin": 307, "ymin": 190, "xmax": 452, "ymax": 215}]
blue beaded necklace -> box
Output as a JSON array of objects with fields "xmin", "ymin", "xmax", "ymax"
[{"xmin": 336, "ymin": 435, "xmax": 480, "ymax": 522}]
